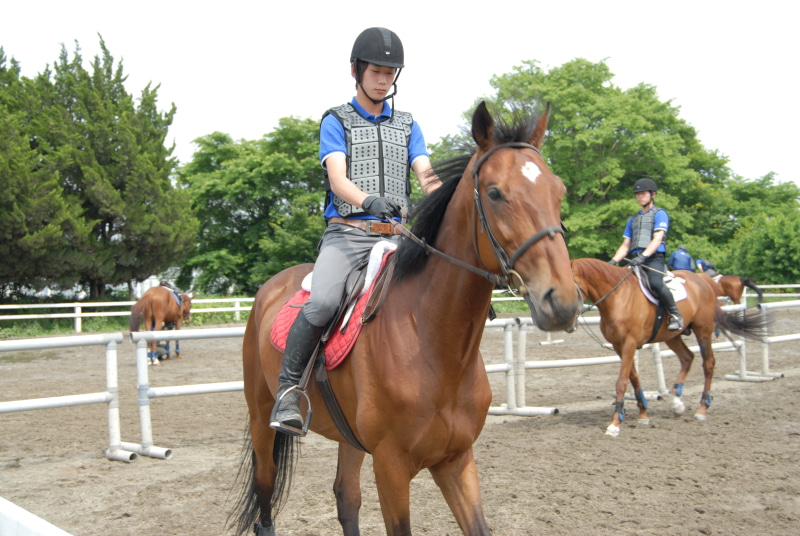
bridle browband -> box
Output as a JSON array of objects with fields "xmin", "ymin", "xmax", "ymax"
[{"xmin": 392, "ymin": 142, "xmax": 564, "ymax": 294}]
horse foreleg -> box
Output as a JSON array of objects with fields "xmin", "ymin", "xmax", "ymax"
[
  {"xmin": 627, "ymin": 366, "xmax": 650, "ymax": 425},
  {"xmin": 371, "ymin": 449, "xmax": 414, "ymax": 536},
  {"xmin": 694, "ymin": 336, "xmax": 716, "ymax": 422},
  {"xmin": 429, "ymin": 448, "xmax": 491, "ymax": 536},
  {"xmin": 334, "ymin": 443, "xmax": 365, "ymax": 536},
  {"xmin": 665, "ymin": 338, "xmax": 695, "ymax": 416},
  {"xmin": 606, "ymin": 343, "xmax": 637, "ymax": 437}
]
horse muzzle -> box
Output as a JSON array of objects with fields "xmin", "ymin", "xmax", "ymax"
[{"xmin": 523, "ymin": 285, "xmax": 583, "ymax": 332}]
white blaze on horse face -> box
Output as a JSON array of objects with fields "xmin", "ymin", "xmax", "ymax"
[{"xmin": 521, "ymin": 161, "xmax": 542, "ymax": 183}]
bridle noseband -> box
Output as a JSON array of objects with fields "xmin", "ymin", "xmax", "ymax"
[{"xmin": 471, "ymin": 142, "xmax": 564, "ymax": 295}]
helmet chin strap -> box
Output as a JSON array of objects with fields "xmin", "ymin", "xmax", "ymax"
[{"xmin": 357, "ymin": 69, "xmax": 402, "ymax": 107}]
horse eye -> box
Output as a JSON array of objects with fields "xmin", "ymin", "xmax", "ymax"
[{"xmin": 487, "ymin": 187, "xmax": 504, "ymax": 202}]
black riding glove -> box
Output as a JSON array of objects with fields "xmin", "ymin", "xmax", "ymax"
[
  {"xmin": 628, "ymin": 254, "xmax": 646, "ymax": 267},
  {"xmin": 608, "ymin": 259, "xmax": 618, "ymax": 266},
  {"xmin": 362, "ymin": 196, "xmax": 401, "ymax": 220}
]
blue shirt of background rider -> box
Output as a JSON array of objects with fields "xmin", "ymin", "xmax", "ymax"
[
  {"xmin": 319, "ymin": 97, "xmax": 430, "ymax": 221},
  {"xmin": 622, "ymin": 207, "xmax": 669, "ymax": 255}
]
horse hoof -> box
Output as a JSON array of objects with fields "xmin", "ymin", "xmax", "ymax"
[
  {"xmin": 671, "ymin": 396, "xmax": 685, "ymax": 415},
  {"xmin": 694, "ymin": 413, "xmax": 707, "ymax": 422},
  {"xmin": 605, "ymin": 424, "xmax": 620, "ymax": 437},
  {"xmin": 637, "ymin": 418, "xmax": 650, "ymax": 426}
]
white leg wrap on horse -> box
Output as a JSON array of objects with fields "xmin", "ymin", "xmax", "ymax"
[
  {"xmin": 671, "ymin": 395, "xmax": 685, "ymax": 415},
  {"xmin": 694, "ymin": 413, "xmax": 707, "ymax": 422},
  {"xmin": 637, "ymin": 418, "xmax": 650, "ymax": 426},
  {"xmin": 605, "ymin": 424, "xmax": 620, "ymax": 437}
]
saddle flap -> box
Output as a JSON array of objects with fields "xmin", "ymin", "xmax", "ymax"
[{"xmin": 634, "ymin": 267, "xmax": 687, "ymax": 304}]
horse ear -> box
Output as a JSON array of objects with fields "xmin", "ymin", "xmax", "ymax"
[
  {"xmin": 471, "ymin": 101, "xmax": 495, "ymax": 151},
  {"xmin": 530, "ymin": 101, "xmax": 551, "ymax": 149}
]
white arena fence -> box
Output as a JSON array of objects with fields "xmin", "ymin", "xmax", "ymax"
[
  {"xmin": 1, "ymin": 282, "xmax": 797, "ymax": 333},
  {"xmin": 0, "ymin": 298, "xmax": 255, "ymax": 333},
  {"xmin": 1, "ymin": 298, "xmax": 797, "ymax": 465},
  {"xmin": 0, "ymin": 333, "xmax": 137, "ymax": 463}
]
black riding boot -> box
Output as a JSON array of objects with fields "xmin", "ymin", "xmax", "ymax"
[
  {"xmin": 656, "ymin": 285, "xmax": 684, "ymax": 331},
  {"xmin": 270, "ymin": 310, "xmax": 325, "ymax": 435}
]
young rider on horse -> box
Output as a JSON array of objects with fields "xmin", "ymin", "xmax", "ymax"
[
  {"xmin": 609, "ymin": 178, "xmax": 684, "ymax": 331},
  {"xmin": 270, "ymin": 27, "xmax": 440, "ymax": 435}
]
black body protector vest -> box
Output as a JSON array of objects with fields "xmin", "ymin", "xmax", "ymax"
[
  {"xmin": 630, "ymin": 206, "xmax": 666, "ymax": 251},
  {"xmin": 323, "ymin": 103, "xmax": 413, "ymax": 217}
]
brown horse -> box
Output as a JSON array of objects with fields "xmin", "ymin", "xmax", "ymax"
[
  {"xmin": 232, "ymin": 102, "xmax": 583, "ymax": 536},
  {"xmin": 715, "ymin": 274, "xmax": 763, "ymax": 305},
  {"xmin": 571, "ymin": 258, "xmax": 768, "ymax": 437},
  {"xmin": 129, "ymin": 286, "xmax": 193, "ymax": 363}
]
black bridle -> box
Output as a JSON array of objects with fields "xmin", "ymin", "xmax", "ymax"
[
  {"xmin": 471, "ymin": 142, "xmax": 564, "ymax": 295},
  {"xmin": 393, "ymin": 142, "xmax": 564, "ymax": 294}
]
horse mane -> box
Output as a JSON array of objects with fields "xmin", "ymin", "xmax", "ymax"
[{"xmin": 393, "ymin": 109, "xmax": 543, "ymax": 283}]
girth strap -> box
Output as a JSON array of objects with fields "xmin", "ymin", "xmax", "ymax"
[{"xmin": 314, "ymin": 361, "xmax": 370, "ymax": 453}]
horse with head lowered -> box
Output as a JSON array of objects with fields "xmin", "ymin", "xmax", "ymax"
[{"xmin": 129, "ymin": 285, "xmax": 193, "ymax": 364}]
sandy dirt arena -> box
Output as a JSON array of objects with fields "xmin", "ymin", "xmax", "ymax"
[{"xmin": 1, "ymin": 309, "xmax": 799, "ymax": 536}]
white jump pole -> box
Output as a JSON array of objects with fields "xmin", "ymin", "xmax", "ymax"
[
  {"xmin": 119, "ymin": 338, "xmax": 173, "ymax": 460},
  {"xmin": 125, "ymin": 327, "xmax": 246, "ymax": 458},
  {"xmin": 516, "ymin": 324, "xmax": 527, "ymax": 408}
]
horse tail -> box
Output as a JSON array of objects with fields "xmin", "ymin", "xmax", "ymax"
[
  {"xmin": 714, "ymin": 305, "xmax": 770, "ymax": 342},
  {"xmin": 228, "ymin": 424, "xmax": 299, "ymax": 535},
  {"xmin": 129, "ymin": 299, "xmax": 145, "ymax": 332},
  {"xmin": 741, "ymin": 277, "xmax": 764, "ymax": 304}
]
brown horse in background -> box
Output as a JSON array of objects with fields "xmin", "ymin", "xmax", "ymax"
[
  {"xmin": 231, "ymin": 102, "xmax": 583, "ymax": 536},
  {"xmin": 715, "ymin": 274, "xmax": 763, "ymax": 305},
  {"xmin": 571, "ymin": 258, "xmax": 768, "ymax": 438},
  {"xmin": 129, "ymin": 286, "xmax": 193, "ymax": 363}
]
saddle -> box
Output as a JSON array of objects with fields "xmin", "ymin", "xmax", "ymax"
[
  {"xmin": 270, "ymin": 241, "xmax": 397, "ymax": 369},
  {"xmin": 633, "ymin": 267, "xmax": 688, "ymax": 344},
  {"xmin": 165, "ymin": 288, "xmax": 183, "ymax": 307}
]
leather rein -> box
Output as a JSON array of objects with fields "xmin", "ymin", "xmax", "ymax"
[{"xmin": 391, "ymin": 142, "xmax": 564, "ymax": 295}]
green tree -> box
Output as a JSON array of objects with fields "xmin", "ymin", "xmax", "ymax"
[
  {"xmin": 483, "ymin": 59, "xmax": 732, "ymax": 258},
  {"xmin": 1, "ymin": 38, "xmax": 198, "ymax": 298},
  {"xmin": 724, "ymin": 211, "xmax": 800, "ymax": 284},
  {"xmin": 180, "ymin": 117, "xmax": 325, "ymax": 294},
  {"xmin": 0, "ymin": 50, "xmax": 93, "ymax": 297}
]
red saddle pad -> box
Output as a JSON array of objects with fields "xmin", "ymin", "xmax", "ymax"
[{"xmin": 270, "ymin": 252, "xmax": 392, "ymax": 370}]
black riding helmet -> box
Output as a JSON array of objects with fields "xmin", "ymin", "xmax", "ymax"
[
  {"xmin": 633, "ymin": 178, "xmax": 658, "ymax": 193},
  {"xmin": 351, "ymin": 27, "xmax": 404, "ymax": 104}
]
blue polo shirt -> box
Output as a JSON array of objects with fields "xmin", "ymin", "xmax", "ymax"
[
  {"xmin": 623, "ymin": 207, "xmax": 669, "ymax": 254},
  {"xmin": 319, "ymin": 98, "xmax": 429, "ymax": 220}
]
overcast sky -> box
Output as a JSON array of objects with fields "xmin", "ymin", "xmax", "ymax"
[{"xmin": 3, "ymin": 1, "xmax": 797, "ymax": 186}]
